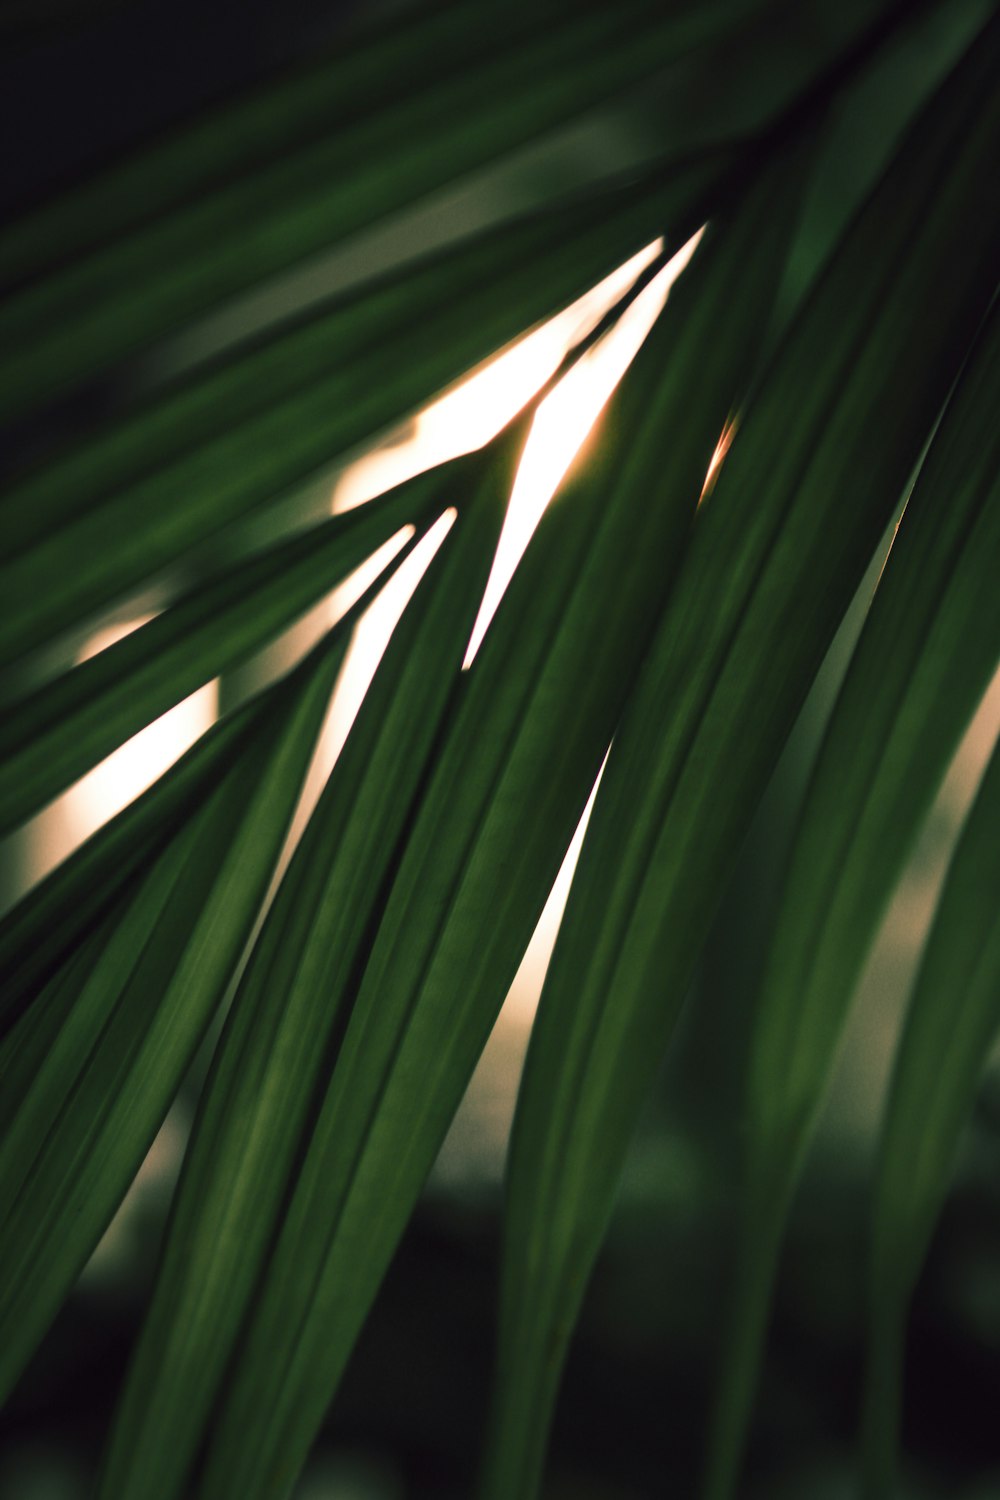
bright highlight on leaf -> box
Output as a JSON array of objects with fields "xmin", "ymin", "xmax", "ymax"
[
  {"xmin": 466, "ymin": 230, "xmax": 703, "ymax": 663},
  {"xmin": 0, "ymin": 615, "xmax": 369, "ymax": 1401},
  {"xmin": 98, "ymin": 440, "xmax": 514, "ymax": 1500},
  {"xmin": 70, "ymin": 619, "xmax": 218, "ymax": 828},
  {"xmin": 331, "ymin": 238, "xmax": 664, "ymax": 513},
  {"xmin": 2, "ymin": 6, "xmax": 998, "ymax": 1500}
]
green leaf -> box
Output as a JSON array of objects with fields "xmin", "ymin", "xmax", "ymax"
[
  {"xmin": 0, "ymin": 704, "xmax": 248, "ymax": 1036},
  {"xmin": 0, "ymin": 522, "xmax": 420, "ymax": 1036},
  {"xmin": 0, "ymin": 162, "xmax": 692, "ymax": 560},
  {"xmin": 0, "ymin": 617, "xmax": 356, "ymax": 1399},
  {"xmin": 711, "ymin": 259, "xmax": 1000, "ymax": 1500},
  {"xmin": 3, "ymin": 1, "xmax": 994, "ymax": 1493},
  {"xmin": 0, "ymin": 911, "xmax": 121, "ymax": 1140},
  {"xmin": 484, "ymin": 25, "xmax": 1000, "ymax": 1500},
  {"xmin": 743, "ymin": 304, "xmax": 1000, "ymax": 1192},
  {"xmin": 97, "ymin": 415, "xmax": 520, "ymax": 1500},
  {"xmin": 863, "ymin": 745, "xmax": 1000, "ymax": 1496},
  {"xmin": 858, "ymin": 355, "xmax": 1000, "ymax": 1497},
  {"xmin": 0, "ymin": 156, "xmax": 721, "ymax": 670},
  {"xmin": 185, "ymin": 130, "xmax": 810, "ymax": 1500},
  {"xmin": 0, "ymin": 457, "xmax": 452, "ymax": 834},
  {"xmin": 0, "ymin": 0, "xmax": 637, "ymax": 292},
  {"xmin": 0, "ymin": 0, "xmax": 727, "ymax": 421}
]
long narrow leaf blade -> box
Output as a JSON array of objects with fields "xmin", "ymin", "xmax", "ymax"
[
  {"xmin": 863, "ymin": 733, "xmax": 1000, "ymax": 1497},
  {"xmin": 0, "ymin": 0, "xmax": 629, "ymax": 292},
  {"xmin": 0, "ymin": 620, "xmax": 354, "ymax": 1397},
  {"xmin": 97, "ymin": 420, "xmax": 520, "ymax": 1500},
  {"xmin": 0, "ymin": 157, "xmax": 722, "ymax": 669},
  {"xmin": 0, "ymin": 707, "xmax": 250, "ymax": 1035},
  {"xmin": 486, "ymin": 26, "xmax": 1000, "ymax": 1500},
  {"xmin": 191, "ymin": 137, "xmax": 812, "ymax": 1500},
  {"xmin": 857, "ymin": 317, "xmax": 1000, "ymax": 1492},
  {"xmin": 1, "ymin": 161, "xmax": 698, "ymax": 559},
  {"xmin": 746, "ymin": 305, "xmax": 1000, "ymax": 1192},
  {"xmin": 0, "ymin": 523, "xmax": 421, "ymax": 1037},
  {"xmin": 0, "ymin": 1, "xmax": 722, "ymax": 420},
  {"xmin": 714, "ymin": 248, "xmax": 1000, "ymax": 1500},
  {"xmin": 0, "ymin": 457, "xmax": 451, "ymax": 833}
]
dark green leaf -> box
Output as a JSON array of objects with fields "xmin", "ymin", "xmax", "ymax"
[
  {"xmin": 0, "ymin": 0, "xmax": 636, "ymax": 291},
  {"xmin": 0, "ymin": 157, "xmax": 721, "ymax": 670},
  {"xmin": 0, "ymin": 1, "xmax": 724, "ymax": 420},
  {"xmin": 97, "ymin": 418, "xmax": 520, "ymax": 1500},
  {"xmin": 0, "ymin": 524, "xmax": 420, "ymax": 1036},
  {"xmin": 744, "ymin": 306, "xmax": 1000, "ymax": 1197},
  {"xmin": 859, "ymin": 365, "xmax": 1000, "ymax": 1494},
  {"xmin": 185, "ymin": 134, "xmax": 809, "ymax": 1500},
  {"xmin": 0, "ymin": 913, "xmax": 118, "ymax": 1140},
  {"xmin": 0, "ymin": 706, "xmax": 248, "ymax": 1036},
  {"xmin": 0, "ymin": 618, "xmax": 355, "ymax": 1398},
  {"xmin": 862, "ymin": 740, "xmax": 1000, "ymax": 1496},
  {"xmin": 0, "ymin": 457, "xmax": 452, "ymax": 833},
  {"xmin": 485, "ymin": 26, "xmax": 1000, "ymax": 1500},
  {"xmin": 712, "ymin": 273, "xmax": 1000, "ymax": 1500}
]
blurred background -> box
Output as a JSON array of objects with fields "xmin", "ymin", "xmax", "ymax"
[{"xmin": 2, "ymin": 1, "xmax": 999, "ymax": 1495}]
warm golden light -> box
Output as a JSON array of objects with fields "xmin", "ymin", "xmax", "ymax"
[
  {"xmin": 432, "ymin": 752, "xmax": 609, "ymax": 1188},
  {"xmin": 19, "ymin": 234, "xmax": 705, "ymax": 901},
  {"xmin": 22, "ymin": 620, "xmax": 218, "ymax": 888},
  {"xmin": 331, "ymin": 240, "xmax": 665, "ymax": 515},
  {"xmin": 700, "ymin": 416, "xmax": 738, "ymax": 504},
  {"xmin": 327, "ymin": 228, "xmax": 704, "ymax": 749},
  {"xmin": 317, "ymin": 515, "xmax": 454, "ymax": 776},
  {"xmin": 504, "ymin": 747, "xmax": 609, "ymax": 1023},
  {"xmin": 70, "ymin": 618, "xmax": 218, "ymax": 833},
  {"xmin": 466, "ymin": 230, "xmax": 704, "ymax": 662},
  {"xmin": 319, "ymin": 229, "xmax": 705, "ymax": 965}
]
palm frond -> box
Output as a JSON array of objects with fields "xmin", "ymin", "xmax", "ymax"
[{"xmin": 1, "ymin": 2, "xmax": 997, "ymax": 1497}]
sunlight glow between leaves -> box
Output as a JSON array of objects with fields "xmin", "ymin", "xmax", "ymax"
[
  {"xmin": 22, "ymin": 621, "xmax": 218, "ymax": 888},
  {"xmin": 327, "ymin": 229, "xmax": 704, "ymax": 761},
  {"xmin": 27, "ymin": 234, "xmax": 703, "ymax": 904},
  {"xmin": 70, "ymin": 620, "xmax": 218, "ymax": 836},
  {"xmin": 505, "ymin": 745, "xmax": 610, "ymax": 1022},
  {"xmin": 317, "ymin": 231, "xmax": 705, "ymax": 1078},
  {"xmin": 465, "ymin": 230, "xmax": 703, "ymax": 663},
  {"xmin": 821, "ymin": 659, "xmax": 1000, "ymax": 1149},
  {"xmin": 699, "ymin": 415, "xmax": 738, "ymax": 504},
  {"xmin": 330, "ymin": 239, "xmax": 665, "ymax": 514},
  {"xmin": 316, "ymin": 515, "xmax": 454, "ymax": 779},
  {"xmin": 433, "ymin": 748, "xmax": 610, "ymax": 1188}
]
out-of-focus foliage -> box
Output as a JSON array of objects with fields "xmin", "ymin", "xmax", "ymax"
[{"xmin": 1, "ymin": 2, "xmax": 998, "ymax": 1497}]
